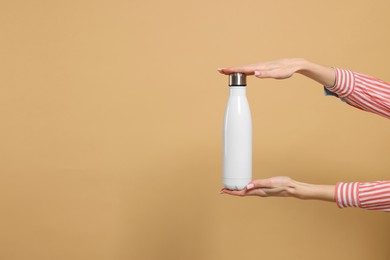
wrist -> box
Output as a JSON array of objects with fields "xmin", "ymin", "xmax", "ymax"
[
  {"xmin": 288, "ymin": 180, "xmax": 335, "ymax": 202},
  {"xmin": 295, "ymin": 58, "xmax": 312, "ymax": 74},
  {"xmin": 287, "ymin": 179, "xmax": 307, "ymax": 199},
  {"xmin": 294, "ymin": 59, "xmax": 336, "ymax": 87}
]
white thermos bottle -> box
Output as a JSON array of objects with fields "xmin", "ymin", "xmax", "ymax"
[{"xmin": 223, "ymin": 73, "xmax": 252, "ymax": 190}]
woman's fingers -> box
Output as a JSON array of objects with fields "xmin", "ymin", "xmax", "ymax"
[
  {"xmin": 218, "ymin": 59, "xmax": 301, "ymax": 79},
  {"xmin": 218, "ymin": 65, "xmax": 258, "ymax": 75},
  {"xmin": 218, "ymin": 66, "xmax": 293, "ymax": 79},
  {"xmin": 220, "ymin": 177, "xmax": 300, "ymax": 198},
  {"xmin": 220, "ymin": 188, "xmax": 246, "ymax": 196},
  {"xmin": 220, "ymin": 188, "xmax": 268, "ymax": 197}
]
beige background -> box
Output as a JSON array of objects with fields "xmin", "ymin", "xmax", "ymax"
[{"xmin": 1, "ymin": 0, "xmax": 390, "ymax": 259}]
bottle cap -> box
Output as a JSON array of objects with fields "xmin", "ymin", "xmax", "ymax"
[{"xmin": 229, "ymin": 73, "xmax": 246, "ymax": 86}]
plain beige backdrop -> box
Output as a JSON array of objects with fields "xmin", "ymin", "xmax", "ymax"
[{"xmin": 1, "ymin": 0, "xmax": 389, "ymax": 259}]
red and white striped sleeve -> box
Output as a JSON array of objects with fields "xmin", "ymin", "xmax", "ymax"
[
  {"xmin": 326, "ymin": 68, "xmax": 390, "ymax": 119},
  {"xmin": 335, "ymin": 181, "xmax": 390, "ymax": 212}
]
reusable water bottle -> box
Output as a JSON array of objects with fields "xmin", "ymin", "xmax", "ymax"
[{"xmin": 223, "ymin": 73, "xmax": 252, "ymax": 190}]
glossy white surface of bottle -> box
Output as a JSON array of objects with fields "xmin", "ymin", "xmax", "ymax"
[{"xmin": 223, "ymin": 74, "xmax": 252, "ymax": 190}]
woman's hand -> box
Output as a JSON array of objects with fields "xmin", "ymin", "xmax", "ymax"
[
  {"xmin": 218, "ymin": 58, "xmax": 336, "ymax": 87},
  {"xmin": 220, "ymin": 176, "xmax": 335, "ymax": 202},
  {"xmin": 220, "ymin": 176, "xmax": 295, "ymax": 197},
  {"xmin": 218, "ymin": 58, "xmax": 305, "ymax": 79}
]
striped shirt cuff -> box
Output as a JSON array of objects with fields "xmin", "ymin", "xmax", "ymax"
[
  {"xmin": 335, "ymin": 182, "xmax": 360, "ymax": 209},
  {"xmin": 336, "ymin": 181, "xmax": 390, "ymax": 212},
  {"xmin": 326, "ymin": 68, "xmax": 355, "ymax": 98}
]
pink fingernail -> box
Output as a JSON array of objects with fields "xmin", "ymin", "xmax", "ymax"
[
  {"xmin": 246, "ymin": 183, "xmax": 255, "ymax": 190},
  {"xmin": 219, "ymin": 191, "xmax": 225, "ymax": 194},
  {"xmin": 254, "ymin": 71, "xmax": 261, "ymax": 77}
]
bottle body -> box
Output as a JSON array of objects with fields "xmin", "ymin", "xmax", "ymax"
[{"xmin": 223, "ymin": 86, "xmax": 252, "ymax": 190}]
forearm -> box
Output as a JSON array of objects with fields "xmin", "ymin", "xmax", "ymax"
[
  {"xmin": 287, "ymin": 179, "xmax": 390, "ymax": 212},
  {"xmin": 289, "ymin": 180, "xmax": 335, "ymax": 202},
  {"xmin": 295, "ymin": 59, "xmax": 336, "ymax": 88}
]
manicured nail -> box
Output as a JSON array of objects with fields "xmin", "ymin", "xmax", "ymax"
[
  {"xmin": 246, "ymin": 183, "xmax": 255, "ymax": 190},
  {"xmin": 254, "ymin": 71, "xmax": 261, "ymax": 77}
]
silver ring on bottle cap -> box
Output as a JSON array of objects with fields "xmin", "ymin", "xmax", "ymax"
[{"xmin": 229, "ymin": 73, "xmax": 246, "ymax": 86}]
